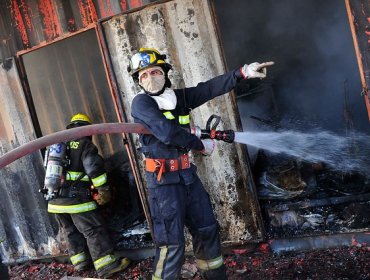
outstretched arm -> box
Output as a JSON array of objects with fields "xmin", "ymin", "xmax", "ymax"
[{"xmin": 185, "ymin": 61, "xmax": 274, "ymax": 109}]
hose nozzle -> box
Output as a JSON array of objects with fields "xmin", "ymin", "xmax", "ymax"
[
  {"xmin": 190, "ymin": 114, "xmax": 235, "ymax": 143},
  {"xmin": 200, "ymin": 129, "xmax": 235, "ymax": 143}
]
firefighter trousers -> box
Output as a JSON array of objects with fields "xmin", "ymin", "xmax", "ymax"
[
  {"xmin": 55, "ymin": 209, "xmax": 115, "ymax": 271},
  {"xmin": 147, "ymin": 172, "xmax": 227, "ymax": 280}
]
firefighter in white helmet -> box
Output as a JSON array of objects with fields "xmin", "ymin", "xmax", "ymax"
[
  {"xmin": 46, "ymin": 113, "xmax": 130, "ymax": 278},
  {"xmin": 128, "ymin": 48, "xmax": 274, "ymax": 279}
]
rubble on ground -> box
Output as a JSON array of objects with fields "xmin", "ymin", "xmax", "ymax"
[{"xmin": 7, "ymin": 243, "xmax": 369, "ymax": 279}]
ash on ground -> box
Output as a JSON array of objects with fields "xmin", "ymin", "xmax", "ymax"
[{"xmin": 8, "ymin": 244, "xmax": 369, "ymax": 279}]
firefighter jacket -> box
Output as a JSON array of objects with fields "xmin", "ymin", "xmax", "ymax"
[
  {"xmin": 131, "ymin": 69, "xmax": 241, "ymax": 185},
  {"xmin": 48, "ymin": 137, "xmax": 108, "ymax": 214}
]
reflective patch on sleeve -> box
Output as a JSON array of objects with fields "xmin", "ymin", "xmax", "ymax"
[
  {"xmin": 91, "ymin": 173, "xmax": 107, "ymax": 187},
  {"xmin": 66, "ymin": 171, "xmax": 89, "ymax": 181},
  {"xmin": 178, "ymin": 115, "xmax": 190, "ymax": 124},
  {"xmin": 163, "ymin": 111, "xmax": 175, "ymax": 120}
]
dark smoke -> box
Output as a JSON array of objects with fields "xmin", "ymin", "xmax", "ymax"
[{"xmin": 214, "ymin": 0, "xmax": 368, "ymax": 135}]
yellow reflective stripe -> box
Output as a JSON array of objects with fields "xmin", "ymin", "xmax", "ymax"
[
  {"xmin": 154, "ymin": 246, "xmax": 168, "ymax": 279},
  {"xmin": 91, "ymin": 173, "xmax": 107, "ymax": 187},
  {"xmin": 70, "ymin": 251, "xmax": 88, "ymax": 265},
  {"xmin": 66, "ymin": 171, "xmax": 89, "ymax": 181},
  {"xmin": 152, "ymin": 275, "xmax": 162, "ymax": 280},
  {"xmin": 178, "ymin": 115, "xmax": 190, "ymax": 124},
  {"xmin": 196, "ymin": 255, "xmax": 224, "ymax": 270},
  {"xmin": 48, "ymin": 201, "xmax": 97, "ymax": 214},
  {"xmin": 94, "ymin": 254, "xmax": 116, "ymax": 270},
  {"xmin": 163, "ymin": 111, "xmax": 175, "ymax": 120}
]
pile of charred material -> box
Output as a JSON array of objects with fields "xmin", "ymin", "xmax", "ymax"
[{"xmin": 254, "ymin": 146, "xmax": 370, "ymax": 239}]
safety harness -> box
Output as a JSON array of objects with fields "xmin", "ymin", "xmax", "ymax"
[{"xmin": 145, "ymin": 154, "xmax": 190, "ymax": 181}]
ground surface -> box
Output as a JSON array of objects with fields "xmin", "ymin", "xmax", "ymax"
[{"xmin": 7, "ymin": 244, "xmax": 370, "ymax": 280}]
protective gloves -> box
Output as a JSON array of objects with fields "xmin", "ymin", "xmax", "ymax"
[
  {"xmin": 240, "ymin": 61, "xmax": 275, "ymax": 79},
  {"xmin": 201, "ymin": 139, "xmax": 216, "ymax": 156},
  {"xmin": 94, "ymin": 186, "xmax": 111, "ymax": 205}
]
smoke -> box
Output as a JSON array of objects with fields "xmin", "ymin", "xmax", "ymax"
[{"xmin": 214, "ymin": 0, "xmax": 368, "ymax": 134}]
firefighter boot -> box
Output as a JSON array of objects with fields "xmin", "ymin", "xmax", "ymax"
[
  {"xmin": 74, "ymin": 260, "xmax": 93, "ymax": 272},
  {"xmin": 200, "ymin": 264, "xmax": 227, "ymax": 280},
  {"xmin": 97, "ymin": 257, "xmax": 131, "ymax": 279}
]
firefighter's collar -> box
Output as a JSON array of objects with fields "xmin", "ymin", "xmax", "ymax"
[{"xmin": 141, "ymin": 88, "xmax": 177, "ymax": 110}]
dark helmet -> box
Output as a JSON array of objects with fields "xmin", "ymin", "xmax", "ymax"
[
  {"xmin": 66, "ymin": 113, "xmax": 92, "ymax": 129},
  {"xmin": 127, "ymin": 48, "xmax": 172, "ymax": 83}
]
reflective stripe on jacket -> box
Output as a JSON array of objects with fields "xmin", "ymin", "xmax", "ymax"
[{"xmin": 48, "ymin": 201, "xmax": 98, "ymax": 213}]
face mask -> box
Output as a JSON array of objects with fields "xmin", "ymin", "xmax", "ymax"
[{"xmin": 139, "ymin": 75, "xmax": 166, "ymax": 94}]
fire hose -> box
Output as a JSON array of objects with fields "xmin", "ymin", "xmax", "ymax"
[
  {"xmin": 0, "ymin": 116, "xmax": 235, "ymax": 169},
  {"xmin": 0, "ymin": 123, "xmax": 149, "ymax": 169}
]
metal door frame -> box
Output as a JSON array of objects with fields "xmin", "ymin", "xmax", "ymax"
[{"xmin": 15, "ymin": 23, "xmax": 152, "ymax": 234}]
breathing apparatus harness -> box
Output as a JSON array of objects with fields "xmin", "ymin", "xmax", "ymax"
[
  {"xmin": 40, "ymin": 142, "xmax": 92, "ymax": 201},
  {"xmin": 40, "ymin": 142, "xmax": 70, "ymax": 201}
]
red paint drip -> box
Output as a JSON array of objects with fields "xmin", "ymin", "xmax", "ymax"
[
  {"xmin": 130, "ymin": 0, "xmax": 143, "ymax": 9},
  {"xmin": 86, "ymin": 0, "xmax": 98, "ymax": 22},
  {"xmin": 106, "ymin": 0, "xmax": 114, "ymax": 17},
  {"xmin": 77, "ymin": 0, "xmax": 97, "ymax": 27},
  {"xmin": 98, "ymin": 0, "xmax": 107, "ymax": 18},
  {"xmin": 38, "ymin": 0, "xmax": 62, "ymax": 40},
  {"xmin": 19, "ymin": 0, "xmax": 32, "ymax": 29},
  {"xmin": 10, "ymin": 0, "xmax": 29, "ymax": 47},
  {"xmin": 120, "ymin": 0, "xmax": 127, "ymax": 11},
  {"xmin": 77, "ymin": 0, "xmax": 89, "ymax": 27},
  {"xmin": 67, "ymin": 18, "xmax": 76, "ymax": 32}
]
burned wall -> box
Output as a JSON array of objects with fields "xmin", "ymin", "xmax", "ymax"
[
  {"xmin": 0, "ymin": 59, "xmax": 62, "ymax": 263},
  {"xmin": 0, "ymin": 0, "xmax": 157, "ymax": 62},
  {"xmin": 102, "ymin": 0, "xmax": 264, "ymax": 243}
]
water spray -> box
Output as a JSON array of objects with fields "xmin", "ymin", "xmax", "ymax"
[{"xmin": 233, "ymin": 129, "xmax": 370, "ymax": 176}]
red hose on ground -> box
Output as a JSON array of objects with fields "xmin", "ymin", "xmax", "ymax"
[{"xmin": 0, "ymin": 123, "xmax": 150, "ymax": 169}]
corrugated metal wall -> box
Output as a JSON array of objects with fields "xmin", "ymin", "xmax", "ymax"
[
  {"xmin": 0, "ymin": 58, "xmax": 62, "ymax": 263},
  {"xmin": 102, "ymin": 0, "xmax": 264, "ymax": 243},
  {"xmin": 20, "ymin": 28, "xmax": 125, "ymax": 158},
  {"xmin": 0, "ymin": 0, "xmax": 156, "ymax": 61}
]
